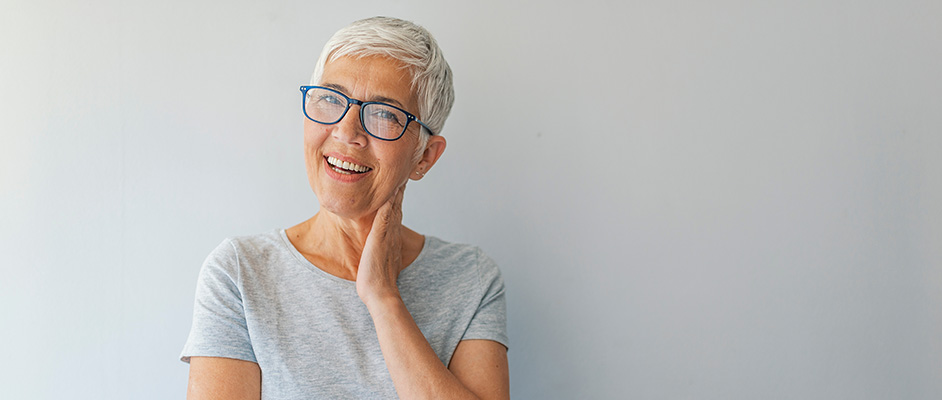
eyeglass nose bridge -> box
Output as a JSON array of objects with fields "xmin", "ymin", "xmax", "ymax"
[
  {"xmin": 340, "ymin": 98, "xmax": 375, "ymax": 136},
  {"xmin": 333, "ymin": 96, "xmax": 405, "ymax": 141},
  {"xmin": 328, "ymin": 97, "xmax": 373, "ymax": 140}
]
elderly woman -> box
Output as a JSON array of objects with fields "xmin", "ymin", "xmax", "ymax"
[{"xmin": 180, "ymin": 17, "xmax": 509, "ymax": 399}]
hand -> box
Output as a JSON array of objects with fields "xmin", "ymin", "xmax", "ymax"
[{"xmin": 356, "ymin": 183, "xmax": 406, "ymax": 306}]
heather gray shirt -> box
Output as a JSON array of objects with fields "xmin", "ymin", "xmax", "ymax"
[{"xmin": 180, "ymin": 229, "xmax": 508, "ymax": 399}]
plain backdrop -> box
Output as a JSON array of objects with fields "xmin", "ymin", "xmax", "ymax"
[{"xmin": 1, "ymin": 0, "xmax": 940, "ymax": 399}]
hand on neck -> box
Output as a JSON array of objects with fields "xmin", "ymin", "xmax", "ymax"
[{"xmin": 287, "ymin": 209, "xmax": 423, "ymax": 282}]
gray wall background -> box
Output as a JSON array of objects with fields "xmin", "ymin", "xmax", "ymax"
[{"xmin": 2, "ymin": 0, "xmax": 940, "ymax": 398}]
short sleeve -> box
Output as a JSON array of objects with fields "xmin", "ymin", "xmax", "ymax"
[
  {"xmin": 461, "ymin": 250, "xmax": 509, "ymax": 349},
  {"xmin": 180, "ymin": 239, "xmax": 257, "ymax": 363}
]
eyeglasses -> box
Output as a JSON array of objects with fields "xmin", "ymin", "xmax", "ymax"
[{"xmin": 300, "ymin": 85, "xmax": 435, "ymax": 141}]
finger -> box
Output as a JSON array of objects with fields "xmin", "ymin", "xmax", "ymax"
[
  {"xmin": 371, "ymin": 183, "xmax": 407, "ymax": 233},
  {"xmin": 388, "ymin": 186, "xmax": 404, "ymax": 226},
  {"xmin": 393, "ymin": 183, "xmax": 405, "ymax": 209},
  {"xmin": 372, "ymin": 191, "xmax": 398, "ymax": 230}
]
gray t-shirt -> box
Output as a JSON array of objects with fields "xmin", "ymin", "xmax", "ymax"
[{"xmin": 180, "ymin": 229, "xmax": 508, "ymax": 399}]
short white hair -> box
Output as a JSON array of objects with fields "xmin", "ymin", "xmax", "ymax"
[{"xmin": 310, "ymin": 17, "xmax": 455, "ymax": 160}]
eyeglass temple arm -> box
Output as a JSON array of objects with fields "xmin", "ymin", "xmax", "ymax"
[{"xmin": 413, "ymin": 118, "xmax": 435, "ymax": 135}]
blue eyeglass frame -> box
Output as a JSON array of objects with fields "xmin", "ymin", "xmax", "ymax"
[{"xmin": 299, "ymin": 85, "xmax": 435, "ymax": 141}]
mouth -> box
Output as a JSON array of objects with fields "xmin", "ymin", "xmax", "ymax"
[{"xmin": 324, "ymin": 155, "xmax": 372, "ymax": 175}]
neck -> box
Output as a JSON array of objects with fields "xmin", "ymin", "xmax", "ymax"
[
  {"xmin": 287, "ymin": 210, "xmax": 422, "ymax": 281},
  {"xmin": 312, "ymin": 210, "xmax": 375, "ymax": 278}
]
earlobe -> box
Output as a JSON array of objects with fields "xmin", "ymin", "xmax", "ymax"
[{"xmin": 409, "ymin": 169, "xmax": 425, "ymax": 181}]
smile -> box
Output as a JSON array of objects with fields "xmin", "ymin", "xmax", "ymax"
[{"xmin": 325, "ymin": 156, "xmax": 372, "ymax": 175}]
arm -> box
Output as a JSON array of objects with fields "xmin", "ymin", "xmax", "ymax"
[
  {"xmin": 365, "ymin": 296, "xmax": 510, "ymax": 400},
  {"xmin": 450, "ymin": 339, "xmax": 510, "ymax": 399},
  {"xmin": 187, "ymin": 357, "xmax": 261, "ymax": 400},
  {"xmin": 183, "ymin": 240, "xmax": 261, "ymax": 399},
  {"xmin": 357, "ymin": 186, "xmax": 510, "ymax": 400}
]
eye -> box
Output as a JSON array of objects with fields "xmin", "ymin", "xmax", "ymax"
[
  {"xmin": 370, "ymin": 107, "xmax": 404, "ymax": 125},
  {"xmin": 317, "ymin": 93, "xmax": 344, "ymax": 106},
  {"xmin": 376, "ymin": 109, "xmax": 397, "ymax": 121}
]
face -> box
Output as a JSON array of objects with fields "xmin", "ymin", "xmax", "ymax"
[{"xmin": 304, "ymin": 55, "xmax": 443, "ymax": 220}]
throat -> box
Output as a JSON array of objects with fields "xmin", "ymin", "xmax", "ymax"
[{"xmin": 284, "ymin": 213, "xmax": 426, "ymax": 281}]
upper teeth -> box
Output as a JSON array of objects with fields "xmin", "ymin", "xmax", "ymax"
[{"xmin": 327, "ymin": 156, "xmax": 370, "ymax": 173}]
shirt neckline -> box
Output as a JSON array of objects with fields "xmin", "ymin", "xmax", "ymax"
[{"xmin": 277, "ymin": 228, "xmax": 432, "ymax": 285}]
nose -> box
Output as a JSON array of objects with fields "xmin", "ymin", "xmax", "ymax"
[{"xmin": 330, "ymin": 105, "xmax": 369, "ymax": 147}]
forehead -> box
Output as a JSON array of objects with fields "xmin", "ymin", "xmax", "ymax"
[{"xmin": 320, "ymin": 55, "xmax": 418, "ymax": 111}]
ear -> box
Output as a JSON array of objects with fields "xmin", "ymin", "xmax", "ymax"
[{"xmin": 411, "ymin": 135, "xmax": 447, "ymax": 180}]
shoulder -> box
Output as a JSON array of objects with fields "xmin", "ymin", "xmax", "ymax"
[
  {"xmin": 207, "ymin": 229, "xmax": 286, "ymax": 259},
  {"xmin": 418, "ymin": 236, "xmax": 502, "ymax": 283},
  {"xmin": 424, "ymin": 235, "xmax": 495, "ymax": 265},
  {"xmin": 201, "ymin": 229, "xmax": 287, "ymax": 282},
  {"xmin": 221, "ymin": 229, "xmax": 284, "ymax": 255}
]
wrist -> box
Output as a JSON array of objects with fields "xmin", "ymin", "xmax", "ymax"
[{"xmin": 360, "ymin": 289, "xmax": 404, "ymax": 313}]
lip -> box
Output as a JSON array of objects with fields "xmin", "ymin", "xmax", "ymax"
[
  {"xmin": 324, "ymin": 152, "xmax": 372, "ymax": 168},
  {"xmin": 322, "ymin": 152, "xmax": 372, "ymax": 183}
]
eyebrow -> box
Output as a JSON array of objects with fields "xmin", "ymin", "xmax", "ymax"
[{"xmin": 321, "ymin": 83, "xmax": 405, "ymax": 108}]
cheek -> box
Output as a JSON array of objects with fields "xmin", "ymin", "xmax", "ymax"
[
  {"xmin": 381, "ymin": 153, "xmax": 416, "ymax": 185},
  {"xmin": 303, "ymin": 120, "xmax": 319, "ymax": 142},
  {"xmin": 389, "ymin": 133, "xmax": 420, "ymax": 169},
  {"xmin": 302, "ymin": 124, "xmax": 326, "ymax": 182},
  {"xmin": 303, "ymin": 123, "xmax": 327, "ymax": 155}
]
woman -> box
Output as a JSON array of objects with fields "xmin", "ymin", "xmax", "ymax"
[{"xmin": 180, "ymin": 17, "xmax": 509, "ymax": 399}]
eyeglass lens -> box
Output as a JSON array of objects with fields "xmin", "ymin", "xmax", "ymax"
[{"xmin": 305, "ymin": 87, "xmax": 408, "ymax": 140}]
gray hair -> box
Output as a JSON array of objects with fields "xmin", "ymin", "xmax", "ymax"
[{"xmin": 310, "ymin": 17, "xmax": 455, "ymax": 159}]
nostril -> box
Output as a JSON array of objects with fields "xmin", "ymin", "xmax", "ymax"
[{"xmin": 330, "ymin": 119, "xmax": 369, "ymax": 146}]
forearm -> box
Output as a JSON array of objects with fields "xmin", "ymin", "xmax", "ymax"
[{"xmin": 365, "ymin": 294, "xmax": 480, "ymax": 400}]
